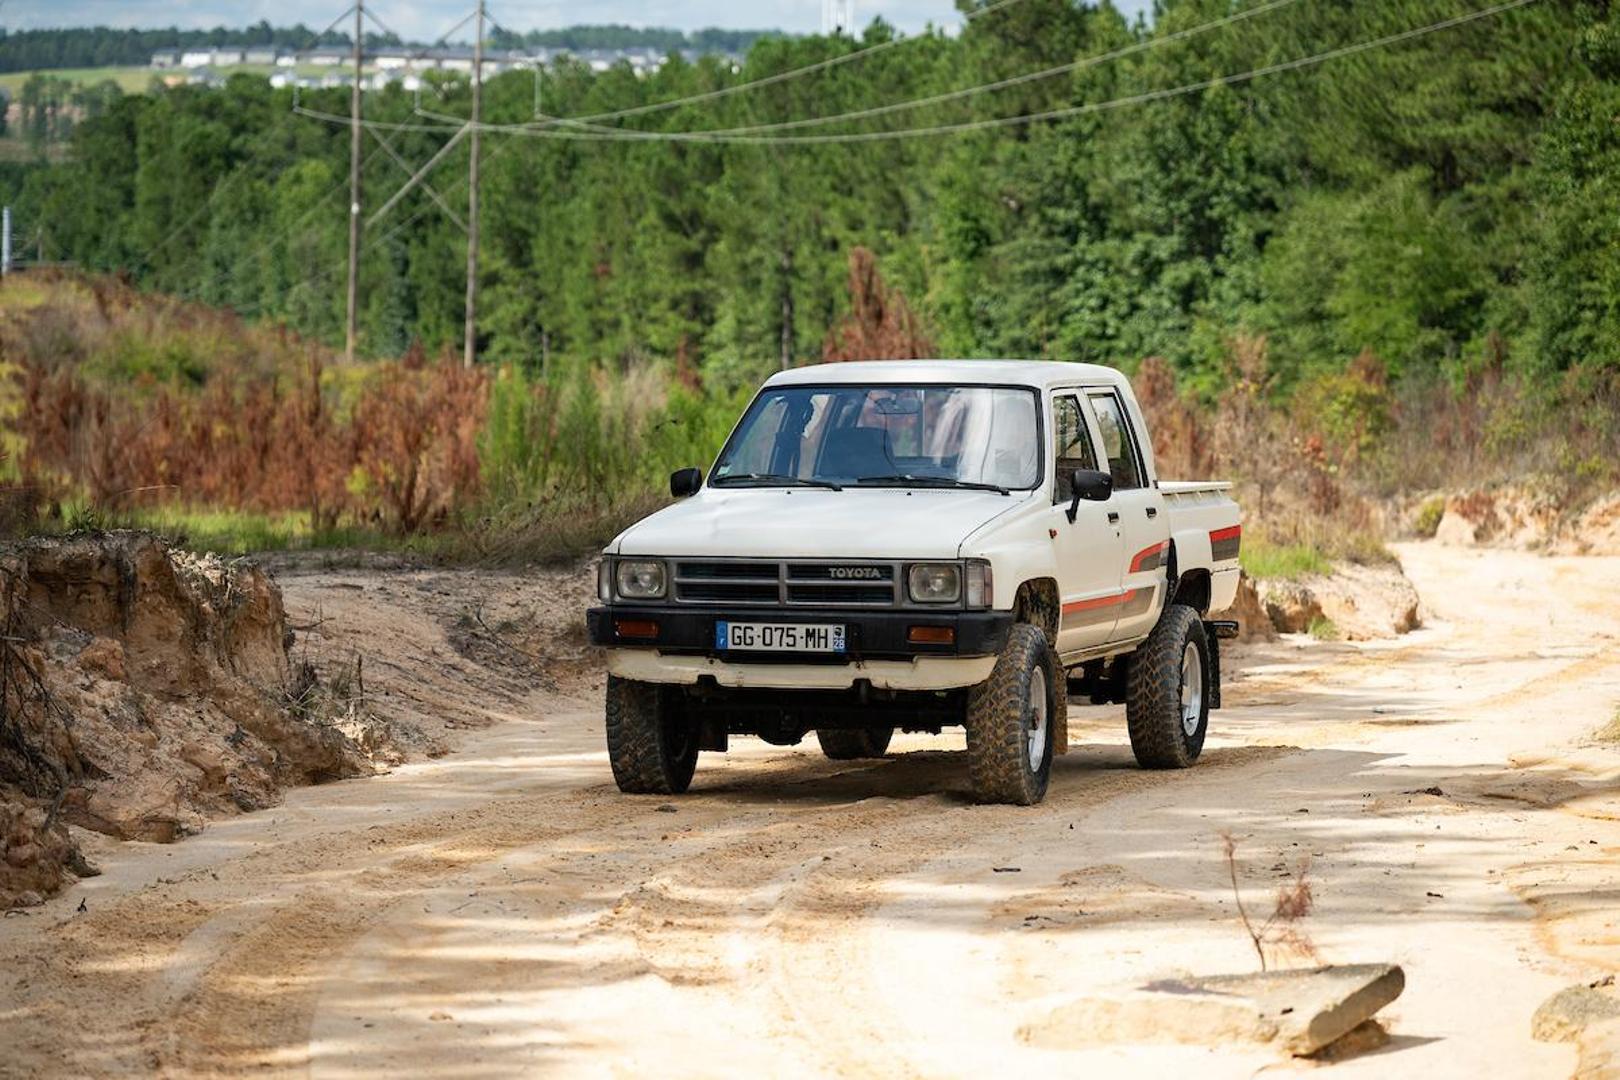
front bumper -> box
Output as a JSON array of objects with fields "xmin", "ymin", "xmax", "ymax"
[{"xmin": 586, "ymin": 605, "xmax": 1014, "ymax": 690}]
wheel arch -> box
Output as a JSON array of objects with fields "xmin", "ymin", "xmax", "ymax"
[
  {"xmin": 1170, "ymin": 568, "xmax": 1212, "ymax": 615},
  {"xmin": 1163, "ymin": 539, "xmax": 1213, "ymax": 615},
  {"xmin": 1013, "ymin": 577, "xmax": 1061, "ymax": 646}
]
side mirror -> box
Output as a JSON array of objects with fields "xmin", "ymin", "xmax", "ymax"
[
  {"xmin": 670, "ymin": 467, "xmax": 703, "ymax": 498},
  {"xmin": 1066, "ymin": 468, "xmax": 1112, "ymax": 523}
]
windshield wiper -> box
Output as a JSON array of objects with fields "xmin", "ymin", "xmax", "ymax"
[
  {"xmin": 712, "ymin": 472, "xmax": 843, "ymax": 491},
  {"xmin": 855, "ymin": 474, "xmax": 1010, "ymax": 496}
]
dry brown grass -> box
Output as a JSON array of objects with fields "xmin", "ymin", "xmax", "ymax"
[{"xmin": 3, "ymin": 272, "xmax": 486, "ymax": 535}]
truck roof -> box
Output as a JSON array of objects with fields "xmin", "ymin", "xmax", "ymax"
[{"xmin": 765, "ymin": 359, "xmax": 1130, "ymax": 392}]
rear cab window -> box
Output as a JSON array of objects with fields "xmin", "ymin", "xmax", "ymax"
[{"xmin": 1086, "ymin": 390, "xmax": 1147, "ymax": 491}]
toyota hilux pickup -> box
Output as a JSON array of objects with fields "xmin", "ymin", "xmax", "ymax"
[{"xmin": 586, "ymin": 360, "xmax": 1242, "ymax": 805}]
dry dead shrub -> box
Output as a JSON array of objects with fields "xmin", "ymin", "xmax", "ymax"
[
  {"xmin": 1213, "ymin": 333, "xmax": 1290, "ymax": 521},
  {"xmin": 3, "ymin": 277, "xmax": 489, "ymax": 534},
  {"xmin": 823, "ymin": 247, "xmax": 934, "ymax": 362},
  {"xmin": 1132, "ymin": 356, "xmax": 1214, "ymax": 480},
  {"xmin": 1221, "ymin": 831, "xmax": 1317, "ymax": 971},
  {"xmin": 351, "ymin": 348, "xmax": 487, "ymax": 533}
]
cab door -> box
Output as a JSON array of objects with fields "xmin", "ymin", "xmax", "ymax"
[
  {"xmin": 1085, "ymin": 388, "xmax": 1171, "ymax": 644},
  {"xmin": 1049, "ymin": 392, "xmax": 1125, "ymax": 656}
]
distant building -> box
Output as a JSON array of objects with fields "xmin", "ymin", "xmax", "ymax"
[
  {"xmin": 144, "ymin": 39, "xmax": 744, "ymax": 90},
  {"xmin": 303, "ymin": 45, "xmax": 348, "ymax": 67}
]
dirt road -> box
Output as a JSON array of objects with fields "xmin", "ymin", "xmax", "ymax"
[{"xmin": 3, "ymin": 543, "xmax": 1619, "ymax": 1078}]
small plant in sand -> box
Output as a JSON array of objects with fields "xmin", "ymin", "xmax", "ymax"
[{"xmin": 1221, "ymin": 831, "xmax": 1317, "ymax": 972}]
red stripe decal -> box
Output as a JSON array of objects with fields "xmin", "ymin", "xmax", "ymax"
[
  {"xmin": 1128, "ymin": 541, "xmax": 1169, "ymax": 573},
  {"xmin": 1210, "ymin": 525, "xmax": 1242, "ymax": 543},
  {"xmin": 1062, "ymin": 589, "xmax": 1138, "ymax": 615}
]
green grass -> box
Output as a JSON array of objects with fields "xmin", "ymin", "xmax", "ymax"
[
  {"xmin": 49, "ymin": 496, "xmax": 655, "ymax": 567},
  {"xmin": 1307, "ymin": 615, "xmax": 1341, "ymax": 642},
  {"xmin": 1414, "ymin": 496, "xmax": 1447, "ymax": 538},
  {"xmin": 1240, "ymin": 538, "xmax": 1332, "ymax": 581},
  {"xmin": 0, "ymin": 66, "xmax": 158, "ymax": 95},
  {"xmin": 0, "ymin": 62, "xmax": 388, "ymax": 97}
]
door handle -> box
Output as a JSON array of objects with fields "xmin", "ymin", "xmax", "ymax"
[
  {"xmin": 1146, "ymin": 507, "xmax": 1158, "ymax": 519},
  {"xmin": 1107, "ymin": 511, "xmax": 1120, "ymax": 524}
]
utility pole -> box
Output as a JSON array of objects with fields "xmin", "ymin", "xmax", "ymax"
[
  {"xmin": 345, "ymin": 0, "xmax": 364, "ymax": 363},
  {"xmin": 463, "ymin": 0, "xmax": 484, "ymax": 369}
]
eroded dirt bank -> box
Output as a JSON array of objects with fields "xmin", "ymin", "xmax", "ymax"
[{"xmin": 2, "ymin": 543, "xmax": 1618, "ymax": 1078}]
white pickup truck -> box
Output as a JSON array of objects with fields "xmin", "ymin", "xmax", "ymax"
[{"xmin": 587, "ymin": 360, "xmax": 1242, "ymax": 805}]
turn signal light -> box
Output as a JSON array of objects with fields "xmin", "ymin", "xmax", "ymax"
[
  {"xmin": 615, "ymin": 619, "xmax": 659, "ymax": 639},
  {"xmin": 907, "ymin": 625, "xmax": 956, "ymax": 645}
]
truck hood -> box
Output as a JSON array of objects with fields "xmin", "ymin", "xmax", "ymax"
[{"xmin": 611, "ymin": 488, "xmax": 1033, "ymax": 559}]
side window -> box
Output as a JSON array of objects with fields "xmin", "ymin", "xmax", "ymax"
[
  {"xmin": 1087, "ymin": 391, "xmax": 1146, "ymax": 491},
  {"xmin": 1052, "ymin": 395, "xmax": 1100, "ymax": 504}
]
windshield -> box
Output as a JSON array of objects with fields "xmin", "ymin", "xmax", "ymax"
[{"xmin": 711, "ymin": 384, "xmax": 1042, "ymax": 490}]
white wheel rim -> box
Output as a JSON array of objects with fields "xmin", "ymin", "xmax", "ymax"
[
  {"xmin": 1027, "ymin": 666, "xmax": 1049, "ymax": 769},
  {"xmin": 1180, "ymin": 642, "xmax": 1203, "ymax": 738}
]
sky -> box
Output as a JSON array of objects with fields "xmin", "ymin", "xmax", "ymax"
[{"xmin": 4, "ymin": 1, "xmax": 1153, "ymax": 41}]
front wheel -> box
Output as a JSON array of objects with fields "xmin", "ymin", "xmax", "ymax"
[
  {"xmin": 1125, "ymin": 604, "xmax": 1210, "ymax": 769},
  {"xmin": 606, "ymin": 675, "xmax": 699, "ymax": 794},
  {"xmin": 816, "ymin": 726, "xmax": 893, "ymax": 760},
  {"xmin": 965, "ymin": 623, "xmax": 1060, "ymax": 805}
]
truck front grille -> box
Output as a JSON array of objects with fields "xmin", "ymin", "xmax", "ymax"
[{"xmin": 671, "ymin": 560, "xmax": 904, "ymax": 607}]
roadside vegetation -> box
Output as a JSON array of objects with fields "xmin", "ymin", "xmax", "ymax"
[{"xmin": 0, "ymin": 0, "xmax": 1616, "ymax": 568}]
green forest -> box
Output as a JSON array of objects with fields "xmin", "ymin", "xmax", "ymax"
[
  {"xmin": 0, "ymin": 0, "xmax": 1617, "ymax": 559},
  {"xmin": 11, "ymin": 0, "xmax": 1618, "ymax": 383}
]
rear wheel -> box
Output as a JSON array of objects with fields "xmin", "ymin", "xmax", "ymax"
[
  {"xmin": 816, "ymin": 726, "xmax": 893, "ymax": 760},
  {"xmin": 965, "ymin": 623, "xmax": 1058, "ymax": 805},
  {"xmin": 606, "ymin": 676, "xmax": 699, "ymax": 794},
  {"xmin": 1125, "ymin": 604, "xmax": 1209, "ymax": 769}
]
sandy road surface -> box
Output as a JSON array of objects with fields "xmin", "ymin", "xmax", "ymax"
[{"xmin": 3, "ymin": 543, "xmax": 1620, "ymax": 1078}]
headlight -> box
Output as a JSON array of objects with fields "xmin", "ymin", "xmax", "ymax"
[
  {"xmin": 964, "ymin": 559, "xmax": 993, "ymax": 609},
  {"xmin": 907, "ymin": 563, "xmax": 961, "ymax": 604},
  {"xmin": 615, "ymin": 559, "xmax": 667, "ymax": 599}
]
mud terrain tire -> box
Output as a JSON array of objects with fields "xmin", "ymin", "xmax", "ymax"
[
  {"xmin": 815, "ymin": 727, "xmax": 893, "ymax": 760},
  {"xmin": 606, "ymin": 676, "xmax": 699, "ymax": 794},
  {"xmin": 1126, "ymin": 604, "xmax": 1210, "ymax": 769},
  {"xmin": 966, "ymin": 623, "xmax": 1059, "ymax": 805}
]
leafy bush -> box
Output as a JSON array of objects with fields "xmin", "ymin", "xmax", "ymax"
[{"xmin": 1415, "ymin": 497, "xmax": 1447, "ymax": 538}]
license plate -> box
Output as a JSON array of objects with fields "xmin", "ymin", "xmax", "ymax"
[{"xmin": 715, "ymin": 621, "xmax": 846, "ymax": 653}]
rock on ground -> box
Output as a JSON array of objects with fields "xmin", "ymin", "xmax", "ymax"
[
  {"xmin": 0, "ymin": 531, "xmax": 378, "ymax": 908},
  {"xmin": 1020, "ymin": 963, "xmax": 1405, "ymax": 1057},
  {"xmin": 1533, "ymin": 978, "xmax": 1620, "ymax": 1080},
  {"xmin": 1254, "ymin": 561, "xmax": 1421, "ymax": 640}
]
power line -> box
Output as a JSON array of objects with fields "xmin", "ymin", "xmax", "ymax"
[
  {"xmin": 290, "ymin": 0, "xmax": 1542, "ymax": 147},
  {"xmin": 493, "ymin": 0, "xmax": 1036, "ymax": 129},
  {"xmin": 639, "ymin": 0, "xmax": 1307, "ymax": 137},
  {"xmin": 136, "ymin": 4, "xmax": 359, "ymax": 269},
  {"xmin": 178, "ymin": 143, "xmax": 387, "ymax": 306},
  {"xmin": 447, "ymin": 0, "xmax": 1303, "ymax": 140}
]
